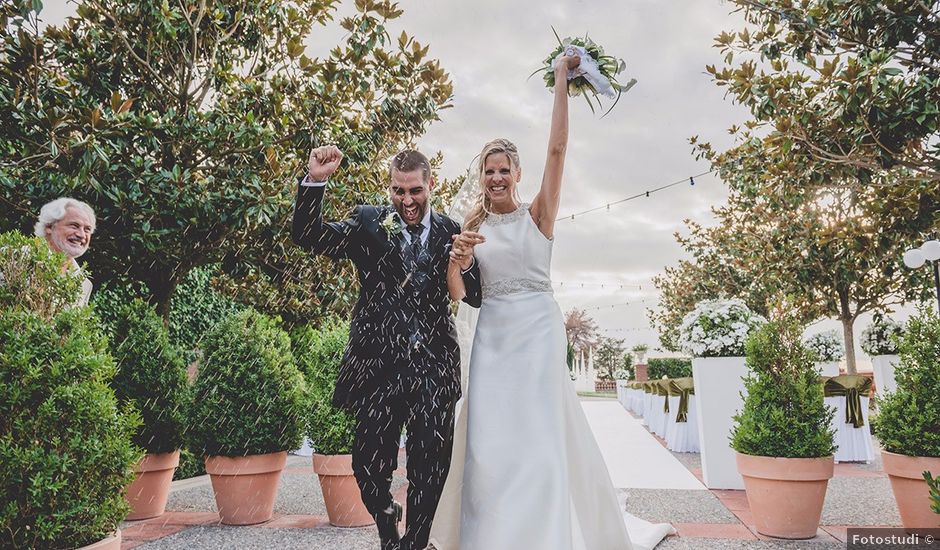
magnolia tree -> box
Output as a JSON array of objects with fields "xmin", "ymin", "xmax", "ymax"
[
  {"xmin": 711, "ymin": 0, "xmax": 940, "ymax": 183},
  {"xmin": 683, "ymin": 134, "xmax": 930, "ymax": 373},
  {"xmin": 0, "ymin": 0, "xmax": 454, "ymax": 324}
]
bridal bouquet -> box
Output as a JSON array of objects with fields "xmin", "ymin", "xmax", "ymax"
[{"xmin": 535, "ymin": 28, "xmax": 637, "ymax": 116}]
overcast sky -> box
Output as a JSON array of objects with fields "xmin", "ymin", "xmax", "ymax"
[{"xmin": 39, "ymin": 1, "xmax": 914, "ymax": 362}]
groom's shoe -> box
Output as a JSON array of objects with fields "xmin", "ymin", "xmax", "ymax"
[{"xmin": 376, "ymin": 500, "xmax": 403, "ymax": 547}]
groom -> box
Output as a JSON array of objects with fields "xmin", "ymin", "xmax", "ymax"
[{"xmin": 292, "ymin": 146, "xmax": 482, "ymax": 550}]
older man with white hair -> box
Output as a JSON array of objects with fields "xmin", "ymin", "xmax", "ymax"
[{"xmin": 34, "ymin": 197, "xmax": 96, "ymax": 305}]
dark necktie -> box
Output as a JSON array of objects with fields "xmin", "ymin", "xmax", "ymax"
[{"xmin": 407, "ymin": 223, "xmax": 424, "ymax": 258}]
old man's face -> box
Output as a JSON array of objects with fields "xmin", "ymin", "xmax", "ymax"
[{"xmin": 46, "ymin": 206, "xmax": 93, "ymax": 259}]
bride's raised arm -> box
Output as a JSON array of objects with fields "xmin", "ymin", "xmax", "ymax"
[{"xmin": 530, "ymin": 53, "xmax": 580, "ymax": 239}]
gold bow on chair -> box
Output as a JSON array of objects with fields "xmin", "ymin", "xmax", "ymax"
[
  {"xmin": 669, "ymin": 377, "xmax": 696, "ymax": 423},
  {"xmin": 823, "ymin": 375, "xmax": 873, "ymax": 428}
]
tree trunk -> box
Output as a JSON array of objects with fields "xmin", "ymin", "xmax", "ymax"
[
  {"xmin": 837, "ymin": 286, "xmax": 858, "ymax": 374},
  {"xmin": 149, "ymin": 277, "xmax": 180, "ymax": 328},
  {"xmin": 840, "ymin": 316, "xmax": 858, "ymax": 375}
]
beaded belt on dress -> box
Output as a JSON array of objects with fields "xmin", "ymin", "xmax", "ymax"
[{"xmin": 482, "ymin": 278, "xmax": 553, "ymax": 299}]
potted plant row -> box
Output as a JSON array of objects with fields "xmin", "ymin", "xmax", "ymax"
[
  {"xmin": 731, "ymin": 319, "xmax": 836, "ymax": 539},
  {"xmin": 680, "ymin": 298, "xmax": 765, "ymax": 489}
]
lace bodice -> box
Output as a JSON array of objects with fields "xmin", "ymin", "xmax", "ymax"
[{"xmin": 475, "ymin": 204, "xmax": 553, "ymax": 299}]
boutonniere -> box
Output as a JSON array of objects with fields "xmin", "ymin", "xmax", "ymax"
[{"xmin": 381, "ymin": 211, "xmax": 404, "ymax": 237}]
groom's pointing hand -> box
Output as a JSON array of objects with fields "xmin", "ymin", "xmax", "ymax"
[{"xmin": 308, "ymin": 145, "xmax": 343, "ymax": 183}]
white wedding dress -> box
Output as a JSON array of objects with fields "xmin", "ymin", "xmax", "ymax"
[{"xmin": 429, "ymin": 204, "xmax": 674, "ymax": 550}]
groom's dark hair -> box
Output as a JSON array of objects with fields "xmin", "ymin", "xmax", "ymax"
[{"xmin": 391, "ymin": 150, "xmax": 431, "ymax": 183}]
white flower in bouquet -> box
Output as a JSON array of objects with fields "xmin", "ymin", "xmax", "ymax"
[
  {"xmin": 860, "ymin": 315, "xmax": 904, "ymax": 356},
  {"xmin": 534, "ymin": 28, "xmax": 637, "ymax": 116},
  {"xmin": 678, "ymin": 298, "xmax": 766, "ymax": 358},
  {"xmin": 613, "ymin": 369, "xmax": 630, "ymax": 380},
  {"xmin": 804, "ymin": 330, "xmax": 844, "ymax": 362}
]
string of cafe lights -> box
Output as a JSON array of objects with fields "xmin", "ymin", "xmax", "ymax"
[
  {"xmin": 580, "ymin": 298, "xmax": 655, "ymax": 312},
  {"xmin": 552, "ymin": 280, "xmax": 644, "ymax": 290},
  {"xmin": 555, "ymin": 169, "xmax": 714, "ymax": 222}
]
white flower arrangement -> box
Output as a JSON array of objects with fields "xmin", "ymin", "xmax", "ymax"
[
  {"xmin": 613, "ymin": 369, "xmax": 630, "ymax": 380},
  {"xmin": 860, "ymin": 315, "xmax": 904, "ymax": 356},
  {"xmin": 804, "ymin": 330, "xmax": 844, "ymax": 362},
  {"xmin": 678, "ymin": 298, "xmax": 766, "ymax": 358},
  {"xmin": 380, "ymin": 211, "xmax": 404, "ymax": 237}
]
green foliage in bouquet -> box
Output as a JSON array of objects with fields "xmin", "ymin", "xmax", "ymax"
[
  {"xmin": 294, "ymin": 321, "xmax": 357, "ymax": 455},
  {"xmin": 111, "ymin": 299, "xmax": 191, "ymax": 454},
  {"xmin": 875, "ymin": 309, "xmax": 940, "ymax": 457},
  {"xmin": 189, "ymin": 309, "xmax": 307, "ymax": 457},
  {"xmin": 0, "ymin": 232, "xmax": 81, "ymax": 319},
  {"xmin": 731, "ymin": 320, "xmax": 836, "ymax": 458},
  {"xmin": 0, "ymin": 307, "xmax": 141, "ymax": 549},
  {"xmin": 535, "ymin": 28, "xmax": 637, "ymax": 116}
]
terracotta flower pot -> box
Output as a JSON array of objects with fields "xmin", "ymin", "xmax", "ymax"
[
  {"xmin": 76, "ymin": 529, "xmax": 121, "ymax": 550},
  {"xmin": 204, "ymin": 451, "xmax": 286, "ymax": 525},
  {"xmin": 125, "ymin": 450, "xmax": 180, "ymax": 520},
  {"xmin": 736, "ymin": 453, "xmax": 834, "ymax": 539},
  {"xmin": 313, "ymin": 453, "xmax": 374, "ymax": 527},
  {"xmin": 882, "ymin": 451, "xmax": 940, "ymax": 529}
]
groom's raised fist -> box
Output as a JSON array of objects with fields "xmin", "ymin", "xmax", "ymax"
[{"xmin": 308, "ymin": 145, "xmax": 343, "ymax": 183}]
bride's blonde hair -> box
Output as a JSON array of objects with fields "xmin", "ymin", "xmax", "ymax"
[{"xmin": 463, "ymin": 138, "xmax": 522, "ymax": 232}]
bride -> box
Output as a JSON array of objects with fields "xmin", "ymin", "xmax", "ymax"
[{"xmin": 428, "ymin": 53, "xmax": 674, "ymax": 550}]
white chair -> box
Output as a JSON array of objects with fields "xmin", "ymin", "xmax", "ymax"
[
  {"xmin": 649, "ymin": 381, "xmax": 670, "ymax": 437},
  {"xmin": 665, "ymin": 378, "xmax": 700, "ymax": 453},
  {"xmin": 824, "ymin": 375, "xmax": 875, "ymax": 463}
]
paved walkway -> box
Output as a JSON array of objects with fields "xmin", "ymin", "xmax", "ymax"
[
  {"xmin": 584, "ymin": 401, "xmax": 704, "ymax": 490},
  {"xmin": 121, "ymin": 397, "xmax": 902, "ymax": 549}
]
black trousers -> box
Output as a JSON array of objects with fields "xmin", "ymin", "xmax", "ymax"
[{"xmin": 352, "ymin": 373, "xmax": 456, "ymax": 550}]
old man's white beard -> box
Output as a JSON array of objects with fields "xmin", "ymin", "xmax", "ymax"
[{"xmin": 52, "ymin": 233, "xmax": 88, "ymax": 259}]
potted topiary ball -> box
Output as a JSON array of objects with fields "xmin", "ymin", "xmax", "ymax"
[
  {"xmin": 110, "ymin": 299, "xmax": 191, "ymax": 520},
  {"xmin": 188, "ymin": 309, "xmax": 307, "ymax": 525},
  {"xmin": 731, "ymin": 319, "xmax": 836, "ymax": 539},
  {"xmin": 875, "ymin": 309, "xmax": 940, "ymax": 529},
  {"xmin": 293, "ymin": 321, "xmax": 373, "ymax": 528},
  {"xmin": 1, "ymin": 232, "xmax": 141, "ymax": 550}
]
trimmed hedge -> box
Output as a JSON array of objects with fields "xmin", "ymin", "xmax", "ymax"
[
  {"xmin": 111, "ymin": 299, "xmax": 191, "ymax": 454},
  {"xmin": 0, "ymin": 307, "xmax": 141, "ymax": 549},
  {"xmin": 294, "ymin": 321, "xmax": 356, "ymax": 455},
  {"xmin": 875, "ymin": 309, "xmax": 940, "ymax": 457},
  {"xmin": 647, "ymin": 357, "xmax": 692, "ymax": 379},
  {"xmin": 188, "ymin": 309, "xmax": 306, "ymax": 457},
  {"xmin": 730, "ymin": 320, "xmax": 835, "ymax": 458}
]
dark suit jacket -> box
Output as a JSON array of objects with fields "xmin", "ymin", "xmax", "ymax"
[{"xmin": 291, "ymin": 181, "xmax": 482, "ymax": 410}]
